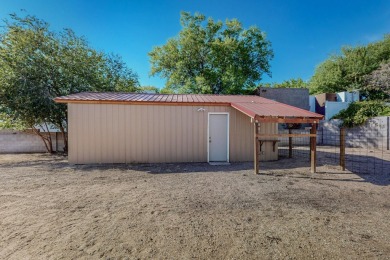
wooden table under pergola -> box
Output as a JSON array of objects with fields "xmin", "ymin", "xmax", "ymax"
[
  {"xmin": 230, "ymin": 102, "xmax": 324, "ymax": 174},
  {"xmin": 253, "ymin": 116, "xmax": 322, "ymax": 174}
]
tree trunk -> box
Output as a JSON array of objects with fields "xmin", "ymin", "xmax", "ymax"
[
  {"xmin": 59, "ymin": 126, "xmax": 68, "ymax": 154},
  {"xmin": 30, "ymin": 126, "xmax": 53, "ymax": 153}
]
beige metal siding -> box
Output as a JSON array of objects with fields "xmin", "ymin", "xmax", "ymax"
[
  {"xmin": 228, "ymin": 108, "xmax": 278, "ymax": 162},
  {"xmin": 68, "ymin": 103, "xmax": 277, "ymax": 164}
]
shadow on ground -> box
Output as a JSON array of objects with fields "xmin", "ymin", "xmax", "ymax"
[
  {"xmin": 277, "ymin": 148, "xmax": 390, "ymax": 186},
  {"xmin": 1, "ymin": 150, "xmax": 389, "ymax": 186}
]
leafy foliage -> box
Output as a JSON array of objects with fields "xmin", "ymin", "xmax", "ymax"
[
  {"xmin": 138, "ymin": 86, "xmax": 160, "ymax": 93},
  {"xmin": 331, "ymin": 101, "xmax": 390, "ymax": 127},
  {"xmin": 309, "ymin": 35, "xmax": 390, "ymax": 96},
  {"xmin": 0, "ymin": 14, "xmax": 139, "ymax": 152},
  {"xmin": 260, "ymin": 78, "xmax": 309, "ymax": 89},
  {"xmin": 149, "ymin": 12, "xmax": 273, "ymax": 94},
  {"xmin": 362, "ymin": 62, "xmax": 390, "ymax": 101},
  {"xmin": 0, "ymin": 107, "xmax": 25, "ymax": 130}
]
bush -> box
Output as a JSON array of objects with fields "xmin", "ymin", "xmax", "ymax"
[{"xmin": 332, "ymin": 101, "xmax": 390, "ymax": 127}]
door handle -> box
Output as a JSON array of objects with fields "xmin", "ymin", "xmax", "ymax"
[{"xmin": 209, "ymin": 136, "xmax": 211, "ymax": 143}]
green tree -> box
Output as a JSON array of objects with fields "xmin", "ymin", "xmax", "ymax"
[
  {"xmin": 139, "ymin": 86, "xmax": 160, "ymax": 93},
  {"xmin": 362, "ymin": 62, "xmax": 390, "ymax": 101},
  {"xmin": 309, "ymin": 35, "xmax": 390, "ymax": 96},
  {"xmin": 149, "ymin": 12, "xmax": 273, "ymax": 94},
  {"xmin": 260, "ymin": 78, "xmax": 308, "ymax": 89},
  {"xmin": 332, "ymin": 101, "xmax": 390, "ymax": 127},
  {"xmin": 0, "ymin": 14, "xmax": 139, "ymax": 152}
]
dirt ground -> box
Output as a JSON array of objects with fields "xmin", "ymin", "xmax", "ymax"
[{"xmin": 0, "ymin": 154, "xmax": 389, "ymax": 259}]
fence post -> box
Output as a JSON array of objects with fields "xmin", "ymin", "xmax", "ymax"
[
  {"xmin": 254, "ymin": 122, "xmax": 260, "ymax": 174},
  {"xmin": 387, "ymin": 117, "xmax": 389, "ymax": 151},
  {"xmin": 310, "ymin": 123, "xmax": 317, "ymax": 173},
  {"xmin": 340, "ymin": 127, "xmax": 346, "ymax": 171},
  {"xmin": 288, "ymin": 128, "xmax": 292, "ymax": 158}
]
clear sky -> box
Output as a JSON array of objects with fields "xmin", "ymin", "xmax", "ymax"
[{"xmin": 1, "ymin": 0, "xmax": 389, "ymax": 89}]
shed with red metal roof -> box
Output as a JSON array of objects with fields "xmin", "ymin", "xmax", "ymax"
[{"xmin": 55, "ymin": 92, "xmax": 323, "ymax": 173}]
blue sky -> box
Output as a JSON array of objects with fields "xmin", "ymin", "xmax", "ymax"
[{"xmin": 1, "ymin": 0, "xmax": 389, "ymax": 89}]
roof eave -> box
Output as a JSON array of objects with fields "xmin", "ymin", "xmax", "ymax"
[{"xmin": 254, "ymin": 115, "xmax": 323, "ymax": 124}]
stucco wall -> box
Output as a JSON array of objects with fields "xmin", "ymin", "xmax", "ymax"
[
  {"xmin": 256, "ymin": 87, "xmax": 309, "ymax": 111},
  {"xmin": 324, "ymin": 101, "xmax": 350, "ymax": 120},
  {"xmin": 68, "ymin": 103, "xmax": 278, "ymax": 164}
]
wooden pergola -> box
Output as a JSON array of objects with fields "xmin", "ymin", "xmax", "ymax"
[{"xmin": 253, "ymin": 115, "xmax": 322, "ymax": 174}]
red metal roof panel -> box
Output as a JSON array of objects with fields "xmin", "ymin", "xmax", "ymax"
[{"xmin": 55, "ymin": 92, "xmax": 323, "ymax": 119}]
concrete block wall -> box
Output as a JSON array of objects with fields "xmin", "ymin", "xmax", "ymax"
[
  {"xmin": 318, "ymin": 117, "xmax": 390, "ymax": 149},
  {"xmin": 278, "ymin": 117, "xmax": 390, "ymax": 150},
  {"xmin": 0, "ymin": 130, "xmax": 65, "ymax": 153},
  {"xmin": 256, "ymin": 87, "xmax": 310, "ymax": 110}
]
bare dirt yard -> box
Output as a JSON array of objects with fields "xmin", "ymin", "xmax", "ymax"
[{"xmin": 0, "ymin": 154, "xmax": 389, "ymax": 259}]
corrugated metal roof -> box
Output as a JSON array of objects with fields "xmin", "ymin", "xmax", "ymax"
[
  {"xmin": 55, "ymin": 92, "xmax": 277, "ymax": 104},
  {"xmin": 55, "ymin": 92, "xmax": 323, "ymax": 119},
  {"xmin": 231, "ymin": 102, "xmax": 321, "ymax": 118}
]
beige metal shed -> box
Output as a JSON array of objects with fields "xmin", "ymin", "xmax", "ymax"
[{"xmin": 55, "ymin": 93, "xmax": 323, "ymax": 172}]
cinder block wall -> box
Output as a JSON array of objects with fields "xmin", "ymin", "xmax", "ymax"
[
  {"xmin": 256, "ymin": 87, "xmax": 310, "ymax": 111},
  {"xmin": 0, "ymin": 130, "xmax": 65, "ymax": 153},
  {"xmin": 277, "ymin": 117, "xmax": 390, "ymax": 149},
  {"xmin": 318, "ymin": 117, "xmax": 390, "ymax": 150}
]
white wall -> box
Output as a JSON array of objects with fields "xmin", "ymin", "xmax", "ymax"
[
  {"xmin": 325, "ymin": 101, "xmax": 350, "ymax": 120},
  {"xmin": 309, "ymin": 96, "xmax": 316, "ymax": 112},
  {"xmin": 336, "ymin": 91, "xmax": 359, "ymax": 102}
]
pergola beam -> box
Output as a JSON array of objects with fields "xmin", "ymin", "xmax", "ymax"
[
  {"xmin": 256, "ymin": 133, "xmax": 317, "ymax": 138},
  {"xmin": 255, "ymin": 116, "xmax": 321, "ymax": 124}
]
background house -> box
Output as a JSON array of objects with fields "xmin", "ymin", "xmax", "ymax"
[{"xmin": 309, "ymin": 91, "xmax": 360, "ymax": 120}]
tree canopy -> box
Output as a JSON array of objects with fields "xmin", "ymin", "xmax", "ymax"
[
  {"xmin": 332, "ymin": 100, "xmax": 390, "ymax": 127},
  {"xmin": 309, "ymin": 35, "xmax": 390, "ymax": 97},
  {"xmin": 149, "ymin": 12, "xmax": 273, "ymax": 94},
  {"xmin": 0, "ymin": 14, "xmax": 139, "ymax": 152},
  {"xmin": 362, "ymin": 62, "xmax": 390, "ymax": 101},
  {"xmin": 259, "ymin": 78, "xmax": 309, "ymax": 89}
]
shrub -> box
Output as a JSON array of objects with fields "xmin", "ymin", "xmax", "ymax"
[{"xmin": 332, "ymin": 101, "xmax": 390, "ymax": 127}]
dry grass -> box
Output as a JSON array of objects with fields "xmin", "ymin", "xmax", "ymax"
[{"xmin": 0, "ymin": 154, "xmax": 389, "ymax": 259}]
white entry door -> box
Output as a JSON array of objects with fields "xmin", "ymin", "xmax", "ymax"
[{"xmin": 208, "ymin": 113, "xmax": 229, "ymax": 162}]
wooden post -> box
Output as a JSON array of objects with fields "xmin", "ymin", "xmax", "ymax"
[
  {"xmin": 340, "ymin": 127, "xmax": 346, "ymax": 171},
  {"xmin": 310, "ymin": 123, "xmax": 317, "ymax": 173},
  {"xmin": 387, "ymin": 117, "xmax": 389, "ymax": 151},
  {"xmin": 254, "ymin": 122, "xmax": 260, "ymax": 174},
  {"xmin": 55, "ymin": 132, "xmax": 58, "ymax": 152},
  {"xmin": 288, "ymin": 128, "xmax": 292, "ymax": 158}
]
